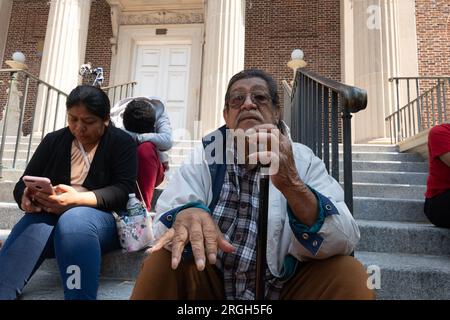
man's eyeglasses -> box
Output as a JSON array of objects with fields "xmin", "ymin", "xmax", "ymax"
[{"xmin": 227, "ymin": 91, "xmax": 272, "ymax": 109}]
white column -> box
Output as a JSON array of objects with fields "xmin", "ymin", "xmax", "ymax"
[
  {"xmin": 347, "ymin": 0, "xmax": 419, "ymax": 143},
  {"xmin": 107, "ymin": 4, "xmax": 121, "ymax": 87},
  {"xmin": 35, "ymin": 0, "xmax": 92, "ymax": 133},
  {"xmin": 200, "ymin": 0, "xmax": 245, "ymax": 135},
  {"xmin": 341, "ymin": 0, "xmax": 356, "ymax": 143},
  {"xmin": 0, "ymin": 0, "xmax": 13, "ymax": 63}
]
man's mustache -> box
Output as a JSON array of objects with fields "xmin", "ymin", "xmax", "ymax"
[{"xmin": 235, "ymin": 111, "xmax": 264, "ymax": 125}]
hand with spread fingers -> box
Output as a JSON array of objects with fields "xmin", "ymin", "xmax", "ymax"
[{"xmin": 151, "ymin": 207, "xmax": 235, "ymax": 271}]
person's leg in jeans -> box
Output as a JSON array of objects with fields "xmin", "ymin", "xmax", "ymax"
[
  {"xmin": 137, "ymin": 142, "xmax": 164, "ymax": 211},
  {"xmin": 53, "ymin": 206, "xmax": 120, "ymax": 300},
  {"xmin": 0, "ymin": 213, "xmax": 58, "ymax": 299},
  {"xmin": 424, "ymin": 189, "xmax": 450, "ymax": 228}
]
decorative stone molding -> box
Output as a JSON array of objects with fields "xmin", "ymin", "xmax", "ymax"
[
  {"xmin": 110, "ymin": 4, "xmax": 121, "ymax": 55},
  {"xmin": 120, "ymin": 10, "xmax": 204, "ymax": 25}
]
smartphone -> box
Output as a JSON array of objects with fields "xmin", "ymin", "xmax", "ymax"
[{"xmin": 22, "ymin": 175, "xmax": 55, "ymax": 195}]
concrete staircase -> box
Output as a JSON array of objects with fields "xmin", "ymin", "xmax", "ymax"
[
  {"xmin": 349, "ymin": 145, "xmax": 450, "ymax": 299},
  {"xmin": 1, "ymin": 141, "xmax": 449, "ymax": 299}
]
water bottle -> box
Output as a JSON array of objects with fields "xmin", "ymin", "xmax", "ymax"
[{"xmin": 126, "ymin": 193, "xmax": 146, "ymax": 217}]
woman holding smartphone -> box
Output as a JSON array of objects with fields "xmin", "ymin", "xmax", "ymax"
[{"xmin": 0, "ymin": 85, "xmax": 137, "ymax": 300}]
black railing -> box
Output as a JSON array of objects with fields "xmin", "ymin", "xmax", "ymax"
[
  {"xmin": 102, "ymin": 81, "xmax": 137, "ymax": 106},
  {"xmin": 283, "ymin": 69, "xmax": 367, "ymax": 213},
  {"xmin": 0, "ymin": 69, "xmax": 137, "ymax": 178},
  {"xmin": 0, "ymin": 68, "xmax": 68, "ymax": 178},
  {"xmin": 387, "ymin": 76, "xmax": 450, "ymax": 144}
]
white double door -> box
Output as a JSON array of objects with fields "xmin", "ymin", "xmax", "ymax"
[{"xmin": 134, "ymin": 44, "xmax": 191, "ymax": 132}]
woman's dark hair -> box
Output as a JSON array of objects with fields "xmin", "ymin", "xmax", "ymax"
[
  {"xmin": 66, "ymin": 85, "xmax": 110, "ymax": 120},
  {"xmin": 123, "ymin": 99, "xmax": 156, "ymax": 133},
  {"xmin": 224, "ymin": 69, "xmax": 280, "ymax": 109}
]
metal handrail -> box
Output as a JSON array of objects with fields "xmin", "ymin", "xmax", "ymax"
[
  {"xmin": 102, "ymin": 81, "xmax": 137, "ymax": 106},
  {"xmin": 0, "ymin": 69, "xmax": 68, "ymax": 96},
  {"xmin": 0, "ymin": 68, "xmax": 69, "ymax": 178},
  {"xmin": 299, "ymin": 69, "xmax": 367, "ymax": 113},
  {"xmin": 284, "ymin": 69, "xmax": 368, "ymax": 213},
  {"xmin": 385, "ymin": 81, "xmax": 442, "ymax": 121},
  {"xmin": 387, "ymin": 76, "xmax": 449, "ymax": 143},
  {"xmin": 101, "ymin": 80, "xmax": 137, "ymax": 90}
]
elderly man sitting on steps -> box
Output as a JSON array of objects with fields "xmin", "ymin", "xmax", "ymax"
[{"xmin": 130, "ymin": 69, "xmax": 374, "ymax": 300}]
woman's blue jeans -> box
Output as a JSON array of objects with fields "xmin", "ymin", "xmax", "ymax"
[{"xmin": 0, "ymin": 206, "xmax": 120, "ymax": 300}]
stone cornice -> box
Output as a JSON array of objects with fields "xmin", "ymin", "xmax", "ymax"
[{"xmin": 120, "ymin": 10, "xmax": 204, "ymax": 25}]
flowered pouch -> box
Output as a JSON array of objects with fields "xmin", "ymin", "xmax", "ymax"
[
  {"xmin": 115, "ymin": 211, "xmax": 154, "ymax": 252},
  {"xmin": 114, "ymin": 182, "xmax": 154, "ymax": 252}
]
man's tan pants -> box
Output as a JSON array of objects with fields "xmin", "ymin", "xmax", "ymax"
[{"xmin": 130, "ymin": 249, "xmax": 375, "ymax": 300}]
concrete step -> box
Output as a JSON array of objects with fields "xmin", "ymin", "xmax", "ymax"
[
  {"xmin": 0, "ymin": 181, "xmax": 16, "ymax": 202},
  {"xmin": 172, "ymin": 140, "xmax": 201, "ymax": 150},
  {"xmin": 19, "ymin": 269, "xmax": 134, "ymax": 300},
  {"xmin": 347, "ymin": 144, "xmax": 398, "ymax": 153},
  {"xmin": 167, "ymin": 153, "xmax": 189, "ymax": 165},
  {"xmin": 353, "ymin": 197, "xmax": 428, "ymax": 223},
  {"xmin": 0, "ymin": 159, "xmax": 27, "ymax": 170},
  {"xmin": 356, "ymin": 219, "xmax": 450, "ymax": 255},
  {"xmin": 1, "ymin": 228, "xmax": 149, "ymax": 281},
  {"xmin": 349, "ymin": 160, "xmax": 428, "ymax": 173},
  {"xmin": 345, "ymin": 152, "xmax": 423, "ymax": 162},
  {"xmin": 2, "ymin": 149, "xmax": 34, "ymax": 159},
  {"xmin": 349, "ymin": 182, "xmax": 426, "ymax": 200},
  {"xmin": 0, "ymin": 202, "xmax": 23, "ymax": 229},
  {"xmin": 0, "ymin": 136, "xmax": 42, "ymax": 144},
  {"xmin": 39, "ymin": 248, "xmax": 149, "ymax": 280},
  {"xmin": 342, "ymin": 171, "xmax": 427, "ymax": 185},
  {"xmin": 0, "ymin": 169, "xmax": 24, "ymax": 181},
  {"xmin": 356, "ymin": 251, "xmax": 450, "ymax": 299}
]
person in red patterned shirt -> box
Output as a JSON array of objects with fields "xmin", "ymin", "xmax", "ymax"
[{"xmin": 424, "ymin": 123, "xmax": 450, "ymax": 228}]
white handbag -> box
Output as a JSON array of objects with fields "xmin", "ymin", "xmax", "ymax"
[{"xmin": 114, "ymin": 182, "xmax": 154, "ymax": 252}]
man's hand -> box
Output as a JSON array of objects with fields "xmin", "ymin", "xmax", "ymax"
[
  {"xmin": 33, "ymin": 184, "xmax": 81, "ymax": 215},
  {"xmin": 246, "ymin": 124, "xmax": 318, "ymax": 227},
  {"xmin": 151, "ymin": 208, "xmax": 235, "ymax": 271},
  {"xmin": 20, "ymin": 187, "xmax": 43, "ymax": 213},
  {"xmin": 246, "ymin": 124, "xmax": 301, "ymax": 189}
]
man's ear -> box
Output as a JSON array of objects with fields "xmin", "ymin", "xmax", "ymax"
[
  {"xmin": 223, "ymin": 107, "xmax": 228, "ymax": 123},
  {"xmin": 273, "ymin": 107, "xmax": 280, "ymax": 124}
]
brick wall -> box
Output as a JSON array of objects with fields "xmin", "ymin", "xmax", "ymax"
[
  {"xmin": 244, "ymin": 0, "xmax": 341, "ymax": 96},
  {"xmin": 416, "ymin": 0, "xmax": 450, "ymax": 77},
  {"xmin": 244, "ymin": 0, "xmax": 341, "ymax": 140},
  {"xmin": 83, "ymin": 0, "xmax": 113, "ymax": 87},
  {"xmin": 0, "ymin": 0, "xmax": 50, "ymax": 134},
  {"xmin": 1, "ymin": 0, "xmax": 114, "ymax": 136},
  {"xmin": 415, "ymin": 0, "xmax": 450, "ymax": 128}
]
